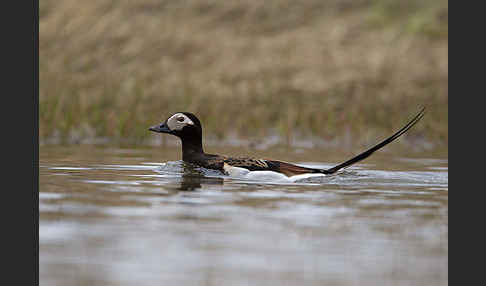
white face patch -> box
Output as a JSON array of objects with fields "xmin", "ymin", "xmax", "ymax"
[{"xmin": 166, "ymin": 113, "xmax": 194, "ymax": 131}]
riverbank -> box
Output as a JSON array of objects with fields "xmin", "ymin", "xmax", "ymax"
[{"xmin": 40, "ymin": 0, "xmax": 448, "ymax": 149}]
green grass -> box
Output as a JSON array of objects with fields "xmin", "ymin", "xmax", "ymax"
[{"xmin": 40, "ymin": 0, "xmax": 448, "ymax": 149}]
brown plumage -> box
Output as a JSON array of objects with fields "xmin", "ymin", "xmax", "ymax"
[{"xmin": 149, "ymin": 108, "xmax": 425, "ymax": 177}]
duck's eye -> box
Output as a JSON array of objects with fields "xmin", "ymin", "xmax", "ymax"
[{"xmin": 176, "ymin": 117, "xmax": 185, "ymax": 122}]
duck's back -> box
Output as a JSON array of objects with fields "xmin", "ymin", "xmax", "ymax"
[{"xmin": 188, "ymin": 153, "xmax": 322, "ymax": 177}]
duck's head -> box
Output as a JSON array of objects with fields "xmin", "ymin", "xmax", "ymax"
[{"xmin": 149, "ymin": 112, "xmax": 202, "ymax": 140}]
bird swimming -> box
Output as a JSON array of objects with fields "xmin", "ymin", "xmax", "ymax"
[{"xmin": 149, "ymin": 108, "xmax": 425, "ymax": 177}]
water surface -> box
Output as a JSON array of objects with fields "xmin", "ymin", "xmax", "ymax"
[{"xmin": 40, "ymin": 145, "xmax": 448, "ymax": 286}]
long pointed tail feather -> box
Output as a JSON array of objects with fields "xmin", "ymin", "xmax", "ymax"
[{"xmin": 321, "ymin": 107, "xmax": 426, "ymax": 175}]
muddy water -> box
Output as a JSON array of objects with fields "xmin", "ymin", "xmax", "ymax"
[{"xmin": 40, "ymin": 145, "xmax": 448, "ymax": 286}]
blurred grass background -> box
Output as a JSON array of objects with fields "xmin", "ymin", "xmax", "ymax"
[{"xmin": 40, "ymin": 0, "xmax": 448, "ymax": 150}]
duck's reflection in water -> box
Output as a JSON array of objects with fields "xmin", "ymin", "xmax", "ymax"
[{"xmin": 177, "ymin": 164, "xmax": 224, "ymax": 191}]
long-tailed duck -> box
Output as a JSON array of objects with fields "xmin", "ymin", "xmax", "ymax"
[{"xmin": 149, "ymin": 108, "xmax": 425, "ymax": 177}]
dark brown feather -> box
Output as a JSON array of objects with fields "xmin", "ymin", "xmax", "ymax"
[
  {"xmin": 223, "ymin": 157, "xmax": 269, "ymax": 171},
  {"xmin": 266, "ymin": 160, "xmax": 322, "ymax": 176}
]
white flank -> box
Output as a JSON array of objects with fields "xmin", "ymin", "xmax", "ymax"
[{"xmin": 223, "ymin": 163, "xmax": 325, "ymax": 183}]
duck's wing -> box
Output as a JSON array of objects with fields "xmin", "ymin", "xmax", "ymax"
[
  {"xmin": 265, "ymin": 160, "xmax": 323, "ymax": 177},
  {"xmin": 222, "ymin": 157, "xmax": 271, "ymax": 171}
]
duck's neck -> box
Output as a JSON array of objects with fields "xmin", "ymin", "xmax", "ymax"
[{"xmin": 180, "ymin": 136, "xmax": 204, "ymax": 161}]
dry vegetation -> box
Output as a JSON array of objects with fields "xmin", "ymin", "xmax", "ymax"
[{"xmin": 40, "ymin": 0, "xmax": 448, "ymax": 149}]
